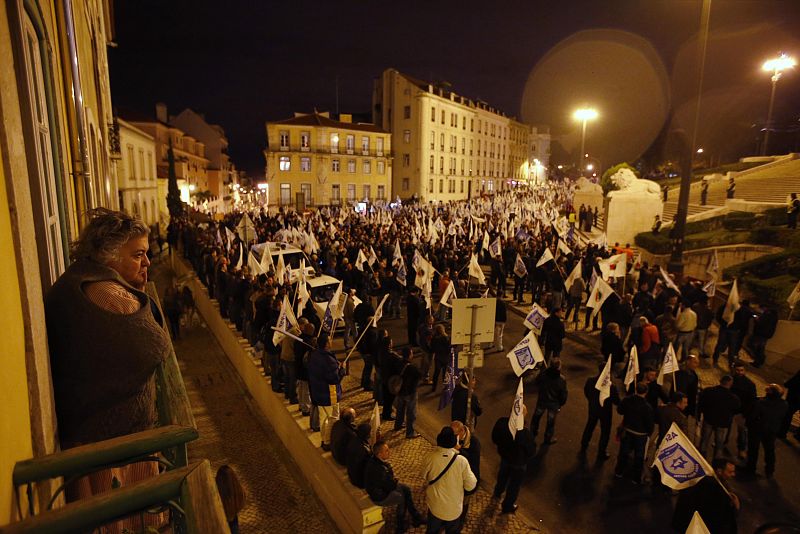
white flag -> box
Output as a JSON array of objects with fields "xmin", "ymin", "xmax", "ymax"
[
  {"xmin": 259, "ymin": 246, "xmax": 274, "ymax": 273},
  {"xmin": 272, "ymin": 295, "xmax": 299, "ymax": 345},
  {"xmin": 368, "ymin": 246, "xmax": 378, "ymax": 267},
  {"xmin": 657, "ymin": 342, "xmax": 679, "ymax": 386},
  {"xmin": 247, "ymin": 250, "xmax": 264, "ymax": 275},
  {"xmin": 536, "ymin": 247, "xmax": 554, "ymax": 268},
  {"xmin": 523, "ymin": 303, "xmax": 549, "ymax": 335},
  {"xmin": 393, "ymin": 240, "xmax": 403, "ymax": 266},
  {"xmin": 599, "ymin": 253, "xmax": 627, "ymax": 280},
  {"xmin": 489, "ymin": 237, "xmax": 502, "ymax": 258},
  {"xmin": 557, "ymin": 239, "xmax": 572, "ymax": 257},
  {"xmin": 513, "ymin": 253, "xmax": 528, "ymax": 279},
  {"xmin": 275, "ymin": 252, "xmax": 287, "ymax": 285},
  {"xmin": 595, "ymin": 355, "xmax": 613, "ymax": 406},
  {"xmin": 706, "ymin": 250, "xmax": 719, "ymax": 279},
  {"xmin": 722, "ymin": 279, "xmax": 740, "ymax": 325},
  {"xmin": 468, "ymin": 253, "xmax": 486, "ymax": 285},
  {"xmin": 481, "ymin": 231, "xmax": 490, "ymax": 252},
  {"xmin": 685, "ymin": 511, "xmax": 712, "ymax": 534},
  {"xmin": 586, "ymin": 276, "xmax": 615, "ymax": 319},
  {"xmin": 564, "ymin": 260, "xmax": 583, "ymax": 292},
  {"xmin": 508, "ymin": 377, "xmax": 525, "ymax": 438},
  {"xmin": 225, "ymin": 226, "xmax": 236, "ymax": 249},
  {"xmin": 787, "ymin": 280, "xmax": 800, "ymax": 309},
  {"xmin": 702, "ymin": 278, "xmax": 716, "ymax": 297},
  {"xmin": 439, "ymin": 280, "xmax": 457, "ymax": 308},
  {"xmin": 235, "ymin": 243, "xmax": 244, "ymax": 270},
  {"xmin": 372, "ymin": 293, "xmax": 390, "ymax": 328},
  {"xmin": 356, "ymin": 249, "xmax": 369, "ymax": 272},
  {"xmin": 296, "ymin": 279, "xmax": 310, "ymax": 317},
  {"xmin": 624, "ymin": 345, "xmax": 640, "ymax": 389},
  {"xmin": 652, "ymin": 422, "xmax": 714, "ymax": 490},
  {"xmin": 660, "ymin": 266, "xmax": 682, "ymax": 294},
  {"xmin": 369, "ymin": 402, "xmax": 381, "ymax": 446},
  {"xmin": 506, "ymin": 330, "xmax": 545, "ymax": 376},
  {"xmin": 396, "ymin": 256, "xmax": 408, "ymax": 287}
]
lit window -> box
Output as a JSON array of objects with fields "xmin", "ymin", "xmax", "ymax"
[
  {"xmin": 300, "ymin": 131, "xmax": 310, "ymax": 151},
  {"xmin": 347, "ymin": 159, "xmax": 356, "ymax": 173},
  {"xmin": 330, "ymin": 132, "xmax": 339, "ymax": 153},
  {"xmin": 361, "ymin": 136, "xmax": 369, "ymax": 154},
  {"xmin": 403, "ymin": 130, "xmax": 411, "ymax": 143},
  {"xmin": 346, "ymin": 135, "xmax": 355, "ymax": 153},
  {"xmin": 377, "ymin": 185, "xmax": 385, "ymax": 199},
  {"xmin": 300, "ymin": 157, "xmax": 311, "ymax": 172},
  {"xmin": 363, "ymin": 160, "xmax": 371, "ymax": 174},
  {"xmin": 377, "ymin": 160, "xmax": 385, "ymax": 174},
  {"xmin": 279, "ymin": 156, "xmax": 291, "ymax": 171}
]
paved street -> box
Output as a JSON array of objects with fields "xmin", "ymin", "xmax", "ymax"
[{"xmin": 374, "ymin": 300, "xmax": 800, "ymax": 534}]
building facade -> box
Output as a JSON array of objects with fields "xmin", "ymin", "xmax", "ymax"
[
  {"xmin": 129, "ymin": 105, "xmax": 210, "ymax": 221},
  {"xmin": 170, "ymin": 108, "xmax": 237, "ymax": 205},
  {"xmin": 0, "ymin": 0, "xmax": 119, "ymax": 520},
  {"xmin": 264, "ymin": 112, "xmax": 392, "ymax": 208},
  {"xmin": 118, "ymin": 119, "xmax": 159, "ymax": 226},
  {"xmin": 372, "ymin": 68, "xmax": 550, "ymax": 202}
]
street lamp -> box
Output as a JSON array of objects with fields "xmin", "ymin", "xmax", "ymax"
[
  {"xmin": 573, "ymin": 108, "xmax": 598, "ymax": 171},
  {"xmin": 761, "ymin": 53, "xmax": 796, "ymax": 155}
]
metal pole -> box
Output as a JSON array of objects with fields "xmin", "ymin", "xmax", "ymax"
[
  {"xmin": 580, "ymin": 120, "xmax": 587, "ymax": 171},
  {"xmin": 762, "ymin": 75, "xmax": 778, "ymax": 156},
  {"xmin": 465, "ymin": 304, "xmax": 479, "ymax": 431}
]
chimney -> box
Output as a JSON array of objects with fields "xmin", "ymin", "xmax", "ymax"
[{"xmin": 156, "ymin": 102, "xmax": 168, "ymax": 123}]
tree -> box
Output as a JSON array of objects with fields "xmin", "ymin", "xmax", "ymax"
[
  {"xmin": 166, "ymin": 139, "xmax": 184, "ymax": 218},
  {"xmin": 600, "ymin": 162, "xmax": 639, "ymax": 195}
]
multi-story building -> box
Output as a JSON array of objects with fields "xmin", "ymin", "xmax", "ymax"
[
  {"xmin": 118, "ymin": 119, "xmax": 159, "ymax": 226},
  {"xmin": 170, "ymin": 108, "xmax": 237, "ymax": 204},
  {"xmin": 530, "ymin": 126, "xmax": 551, "ymax": 184},
  {"xmin": 372, "ymin": 68, "xmax": 549, "ymax": 202},
  {"xmin": 0, "ymin": 0, "xmax": 120, "ymax": 520},
  {"xmin": 264, "ymin": 112, "xmax": 392, "ymax": 208},
  {"xmin": 129, "ymin": 104, "xmax": 210, "ymax": 221}
]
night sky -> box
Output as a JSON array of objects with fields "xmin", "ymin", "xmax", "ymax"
[{"xmin": 110, "ymin": 0, "xmax": 800, "ymax": 177}]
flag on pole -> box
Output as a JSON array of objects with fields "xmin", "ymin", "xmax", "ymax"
[
  {"xmin": 275, "ymin": 252, "xmax": 287, "ymax": 285},
  {"xmin": 625, "ymin": 345, "xmax": 640, "ymax": 389},
  {"xmin": 599, "ymin": 253, "xmax": 627, "ymax": 279},
  {"xmin": 368, "ymin": 246, "xmax": 378, "ymax": 267},
  {"xmin": 259, "ymin": 246, "xmax": 274, "ymax": 273},
  {"xmin": 372, "ymin": 293, "xmax": 390, "ymax": 328},
  {"xmin": 247, "ymin": 251, "xmax": 264, "ymax": 275},
  {"xmin": 536, "ymin": 247, "xmax": 554, "ymax": 267},
  {"xmin": 482, "ymin": 231, "xmax": 490, "ymax": 252},
  {"xmin": 660, "ymin": 266, "xmax": 682, "ymax": 294},
  {"xmin": 595, "ymin": 355, "xmax": 613, "ymax": 406},
  {"xmin": 355, "ymin": 249, "xmax": 369, "ymax": 272},
  {"xmin": 513, "ymin": 253, "xmax": 528, "ymax": 278},
  {"xmin": 787, "ymin": 279, "xmax": 800, "ymax": 309},
  {"xmin": 508, "ymin": 378, "xmax": 525, "ymax": 438},
  {"xmin": 296, "ymin": 279, "xmax": 310, "ymax": 317},
  {"xmin": 468, "ymin": 253, "xmax": 486, "ymax": 285},
  {"xmin": 523, "ymin": 303, "xmax": 549, "ymax": 335},
  {"xmin": 438, "ymin": 349, "xmax": 458, "ymax": 410},
  {"xmin": 489, "ymin": 237, "xmax": 502, "ymax": 258},
  {"xmin": 702, "ymin": 278, "xmax": 716, "ymax": 297},
  {"xmin": 396, "ymin": 257, "xmax": 407, "ymax": 287},
  {"xmin": 586, "ymin": 276, "xmax": 615, "ymax": 319},
  {"xmin": 439, "ymin": 280, "xmax": 457, "ymax": 308},
  {"xmin": 506, "ymin": 330, "xmax": 545, "ymax": 376},
  {"xmin": 657, "ymin": 343, "xmax": 680, "ymax": 386},
  {"xmin": 273, "ymin": 295, "xmax": 299, "ymax": 345},
  {"xmin": 564, "ymin": 260, "xmax": 583, "ymax": 292},
  {"xmin": 706, "ymin": 250, "xmax": 719, "ymax": 279},
  {"xmin": 652, "ymin": 422, "xmax": 714, "ymax": 490},
  {"xmin": 235, "ymin": 243, "xmax": 244, "ymax": 270},
  {"xmin": 722, "ymin": 279, "xmax": 740, "ymax": 325},
  {"xmin": 369, "ymin": 402, "xmax": 381, "ymax": 446},
  {"xmin": 224, "ymin": 226, "xmax": 236, "ymax": 249},
  {"xmin": 393, "ymin": 240, "xmax": 403, "ymax": 266},
  {"xmin": 557, "ymin": 239, "xmax": 572, "ymax": 257},
  {"xmin": 685, "ymin": 512, "xmax": 712, "ymax": 534}
]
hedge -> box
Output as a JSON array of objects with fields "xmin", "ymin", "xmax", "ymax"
[
  {"xmin": 724, "ymin": 250, "xmax": 800, "ymax": 280},
  {"xmin": 738, "ymin": 274, "xmax": 798, "ymax": 316}
]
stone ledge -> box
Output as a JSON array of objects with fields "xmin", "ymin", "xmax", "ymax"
[{"xmin": 173, "ymin": 258, "xmax": 384, "ymax": 534}]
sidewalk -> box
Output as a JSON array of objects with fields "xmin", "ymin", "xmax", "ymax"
[{"xmin": 153, "ymin": 261, "xmax": 334, "ymax": 533}]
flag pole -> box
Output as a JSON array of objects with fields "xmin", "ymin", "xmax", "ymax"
[{"xmin": 344, "ymin": 319, "xmax": 373, "ymax": 364}]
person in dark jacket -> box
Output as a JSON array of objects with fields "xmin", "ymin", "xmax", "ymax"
[
  {"xmin": 330, "ymin": 408, "xmax": 356, "ymax": 465},
  {"xmin": 615, "ymin": 382, "xmax": 654, "ymax": 483},
  {"xmin": 601, "ymin": 322, "xmax": 626, "ymax": 377},
  {"xmin": 580, "ymin": 361, "xmax": 620, "ymax": 459},
  {"xmin": 699, "ymin": 375, "xmax": 741, "ymax": 461},
  {"xmin": 779, "ymin": 370, "xmax": 800, "ymax": 439},
  {"xmin": 542, "ymin": 306, "xmax": 566, "ymax": 362},
  {"xmin": 731, "ymin": 362, "xmax": 757, "ymax": 460},
  {"xmin": 406, "ymin": 287, "xmax": 422, "ymax": 347},
  {"xmin": 451, "ymin": 371, "xmax": 483, "ymax": 428},
  {"xmin": 749, "ymin": 304, "xmax": 778, "ymax": 367},
  {"xmin": 672, "ymin": 458, "xmax": 740, "ymax": 534},
  {"xmin": 530, "ymin": 359, "xmax": 568, "ymax": 445},
  {"xmin": 364, "ymin": 440, "xmax": 425, "ymax": 532},
  {"xmin": 358, "ymin": 324, "xmax": 378, "ymax": 392},
  {"xmin": 745, "ymin": 384, "xmax": 789, "ymax": 477},
  {"xmin": 430, "ymin": 324, "xmax": 451, "ymax": 392},
  {"xmin": 675, "ymin": 354, "xmax": 700, "ymax": 438},
  {"xmin": 657, "ymin": 391, "xmax": 689, "ymax": 445},
  {"xmin": 492, "ymin": 411, "xmax": 536, "ymax": 515},
  {"xmin": 346, "ymin": 423, "xmax": 372, "ymax": 488},
  {"xmin": 307, "ymin": 334, "xmax": 345, "ymax": 441},
  {"xmin": 378, "ymin": 333, "xmax": 404, "ymax": 420},
  {"xmin": 394, "ymin": 348, "xmax": 423, "ymax": 438}
]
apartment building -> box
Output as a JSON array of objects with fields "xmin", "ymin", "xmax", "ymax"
[
  {"xmin": 264, "ymin": 112, "xmax": 391, "ymax": 208},
  {"xmin": 372, "ymin": 68, "xmax": 549, "ymax": 202},
  {"xmin": 118, "ymin": 119, "xmax": 159, "ymax": 225}
]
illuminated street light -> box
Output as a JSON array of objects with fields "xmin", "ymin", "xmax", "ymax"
[
  {"xmin": 188, "ymin": 184, "xmax": 196, "ymax": 192},
  {"xmin": 696, "ymin": 147, "xmax": 704, "ymax": 154},
  {"xmin": 573, "ymin": 108, "xmax": 598, "ymax": 172},
  {"xmin": 586, "ymin": 164, "xmax": 594, "ymax": 171},
  {"xmin": 761, "ymin": 53, "xmax": 796, "ymax": 155}
]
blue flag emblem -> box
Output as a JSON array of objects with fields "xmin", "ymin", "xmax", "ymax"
[
  {"xmin": 438, "ymin": 349, "xmax": 459, "ymax": 411},
  {"xmin": 657, "ymin": 442, "xmax": 708, "ymax": 484},
  {"xmin": 514, "ymin": 346, "xmax": 534, "ymax": 369}
]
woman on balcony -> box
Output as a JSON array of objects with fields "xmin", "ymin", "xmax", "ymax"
[{"xmin": 46, "ymin": 208, "xmax": 170, "ymax": 529}]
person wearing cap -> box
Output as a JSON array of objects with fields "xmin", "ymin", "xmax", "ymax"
[{"xmin": 423, "ymin": 426, "xmax": 477, "ymax": 532}]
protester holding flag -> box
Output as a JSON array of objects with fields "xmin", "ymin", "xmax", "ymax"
[
  {"xmin": 430, "ymin": 324, "xmax": 452, "ymax": 392},
  {"xmin": 698, "ymin": 375, "xmax": 741, "ymax": 461},
  {"xmin": 672, "ymin": 458, "xmax": 740, "ymax": 534},
  {"xmin": 614, "ymin": 382, "xmax": 655, "ymax": 484},
  {"xmin": 307, "ymin": 334, "xmax": 345, "ymax": 441},
  {"xmin": 530, "ymin": 358, "xmax": 568, "ymax": 445},
  {"xmin": 491, "ymin": 405, "xmax": 536, "ymax": 515},
  {"xmin": 580, "ymin": 361, "xmax": 620, "ymax": 460},
  {"xmin": 541, "ymin": 307, "xmax": 566, "ymax": 362},
  {"xmin": 393, "ymin": 348, "xmax": 423, "ymax": 439}
]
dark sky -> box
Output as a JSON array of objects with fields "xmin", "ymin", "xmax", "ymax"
[{"xmin": 110, "ymin": 0, "xmax": 800, "ymax": 177}]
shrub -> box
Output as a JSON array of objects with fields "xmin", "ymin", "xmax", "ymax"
[
  {"xmin": 635, "ymin": 231, "xmax": 671, "ymax": 254},
  {"xmin": 739, "ymin": 274, "xmax": 798, "ymax": 316},
  {"xmin": 724, "ymin": 250, "xmax": 800, "ymax": 280},
  {"xmin": 722, "ymin": 211, "xmax": 756, "ymax": 231}
]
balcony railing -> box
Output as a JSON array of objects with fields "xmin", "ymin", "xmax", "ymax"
[{"xmin": 270, "ymin": 147, "xmax": 390, "ymax": 158}]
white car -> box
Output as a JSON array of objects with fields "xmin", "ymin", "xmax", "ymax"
[{"xmin": 251, "ymin": 241, "xmax": 317, "ymax": 281}]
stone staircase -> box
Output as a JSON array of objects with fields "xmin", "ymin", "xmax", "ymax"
[{"xmin": 662, "ymin": 155, "xmax": 800, "ymax": 222}]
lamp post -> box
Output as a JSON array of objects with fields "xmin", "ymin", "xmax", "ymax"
[
  {"xmin": 761, "ymin": 53, "xmax": 796, "ymax": 156},
  {"xmin": 573, "ymin": 108, "xmax": 598, "ymax": 172}
]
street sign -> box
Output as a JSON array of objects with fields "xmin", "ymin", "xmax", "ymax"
[
  {"xmin": 458, "ymin": 349, "xmax": 484, "ymax": 368},
  {"xmin": 451, "ymin": 298, "xmax": 496, "ymax": 345}
]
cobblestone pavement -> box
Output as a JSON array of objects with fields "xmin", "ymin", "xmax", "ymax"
[
  {"xmin": 337, "ymin": 368, "xmax": 540, "ymax": 534},
  {"xmin": 154, "ymin": 262, "xmax": 335, "ymax": 534}
]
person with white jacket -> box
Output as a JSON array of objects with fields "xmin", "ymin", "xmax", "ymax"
[{"xmin": 423, "ymin": 426, "xmax": 477, "ymax": 532}]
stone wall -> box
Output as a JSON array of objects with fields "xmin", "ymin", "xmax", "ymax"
[{"xmin": 637, "ymin": 244, "xmax": 783, "ymax": 281}]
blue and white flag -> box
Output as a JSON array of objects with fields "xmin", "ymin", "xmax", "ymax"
[
  {"xmin": 652, "ymin": 422, "xmax": 714, "ymax": 490},
  {"xmin": 595, "ymin": 355, "xmax": 613, "ymax": 406},
  {"xmin": 438, "ymin": 349, "xmax": 459, "ymax": 411},
  {"xmin": 514, "ymin": 253, "xmax": 528, "ymax": 279},
  {"xmin": 657, "ymin": 342, "xmax": 680, "ymax": 386},
  {"xmin": 523, "ymin": 303, "xmax": 549, "ymax": 335},
  {"xmin": 396, "ymin": 257, "xmax": 407, "ymax": 287},
  {"xmin": 536, "ymin": 247, "xmax": 554, "ymax": 268},
  {"xmin": 489, "ymin": 237, "xmax": 502, "ymax": 258},
  {"xmin": 506, "ymin": 330, "xmax": 545, "ymax": 376},
  {"xmin": 508, "ymin": 377, "xmax": 525, "ymax": 438},
  {"xmin": 624, "ymin": 345, "xmax": 640, "ymax": 389}
]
